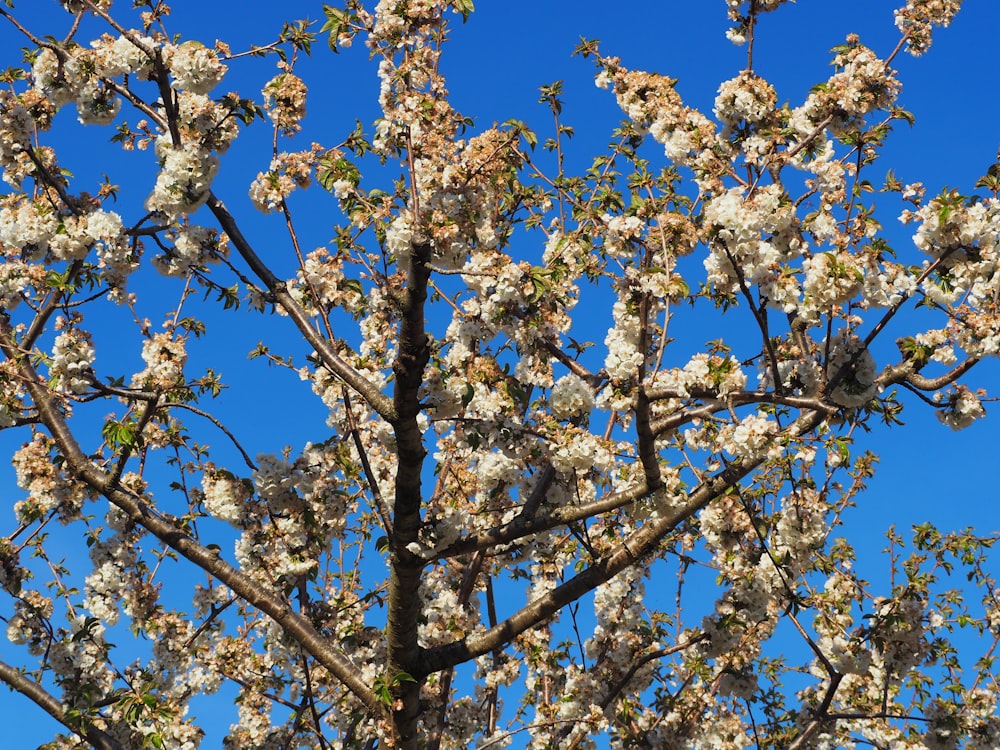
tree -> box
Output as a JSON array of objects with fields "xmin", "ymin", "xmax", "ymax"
[{"xmin": 0, "ymin": 0, "xmax": 998, "ymax": 747}]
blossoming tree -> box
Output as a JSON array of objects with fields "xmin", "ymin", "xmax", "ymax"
[{"xmin": 0, "ymin": 0, "xmax": 998, "ymax": 747}]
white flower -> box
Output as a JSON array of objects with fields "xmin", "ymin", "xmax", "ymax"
[
  {"xmin": 332, "ymin": 179, "xmax": 353, "ymax": 199},
  {"xmin": 169, "ymin": 41, "xmax": 227, "ymax": 95},
  {"xmin": 549, "ymin": 431, "xmax": 612, "ymax": 475},
  {"xmin": 0, "ymin": 262, "xmax": 36, "ymax": 309},
  {"xmin": 248, "ymin": 149, "xmax": 317, "ymax": 213},
  {"xmin": 32, "ymin": 48, "xmax": 84, "ymax": 109},
  {"xmin": 95, "ymin": 34, "xmax": 157, "ymax": 78},
  {"xmin": 133, "ymin": 333, "xmax": 186, "ymax": 388},
  {"xmin": 47, "ymin": 214, "xmax": 93, "ymax": 262},
  {"xmin": 718, "ymin": 413, "xmax": 778, "ymax": 460},
  {"xmin": 936, "ymin": 387, "xmax": 985, "ymax": 430},
  {"xmin": 0, "ymin": 200, "xmax": 59, "ymax": 257},
  {"xmin": 475, "ymin": 450, "xmax": 521, "ymax": 491},
  {"xmin": 84, "ymin": 209, "xmax": 124, "ymax": 241},
  {"xmin": 201, "ymin": 471, "xmax": 250, "ymax": 525},
  {"xmin": 75, "ymin": 84, "xmax": 121, "ymax": 126},
  {"xmin": 714, "ymin": 71, "xmax": 776, "ymax": 132},
  {"xmin": 154, "ymin": 224, "xmax": 228, "ymax": 276},
  {"xmin": 51, "ymin": 330, "xmax": 95, "ymax": 394},
  {"xmin": 604, "ymin": 299, "xmax": 644, "ymax": 383},
  {"xmin": 550, "ymin": 373, "xmax": 594, "ymax": 420},
  {"xmin": 146, "ymin": 138, "xmax": 219, "ymax": 219},
  {"xmin": 253, "ymin": 453, "xmax": 300, "ymax": 506},
  {"xmin": 386, "ymin": 214, "xmax": 414, "ymax": 257}
]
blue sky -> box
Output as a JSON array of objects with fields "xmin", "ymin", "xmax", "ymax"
[{"xmin": 0, "ymin": 0, "xmax": 998, "ymax": 747}]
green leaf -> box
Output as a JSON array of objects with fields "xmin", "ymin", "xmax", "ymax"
[
  {"xmin": 102, "ymin": 418, "xmax": 139, "ymax": 451},
  {"xmin": 891, "ymin": 106, "xmax": 916, "ymax": 126},
  {"xmin": 317, "ymin": 153, "xmax": 360, "ymax": 193},
  {"xmin": 176, "ymin": 317, "xmax": 207, "ymax": 338},
  {"xmin": 502, "ymin": 119, "xmax": 536, "ymax": 150},
  {"xmin": 573, "ymin": 37, "xmax": 600, "ymax": 58},
  {"xmin": 460, "ymin": 383, "xmax": 474, "ymax": 407},
  {"xmin": 882, "ymin": 169, "xmax": 901, "ymax": 192},
  {"xmin": 45, "ymin": 269, "xmax": 76, "ymax": 293},
  {"xmin": 452, "ymin": 0, "xmax": 474, "ymax": 22},
  {"xmin": 321, "ymin": 4, "xmax": 350, "ymax": 51},
  {"xmin": 342, "ymin": 278, "xmax": 363, "ymax": 297},
  {"xmin": 527, "ymin": 266, "xmax": 552, "ymax": 303},
  {"xmin": 216, "ymin": 283, "xmax": 241, "ymax": 310},
  {"xmin": 372, "ymin": 672, "xmax": 415, "ymax": 705},
  {"xmin": 321, "ymin": 5, "xmax": 347, "ymax": 34}
]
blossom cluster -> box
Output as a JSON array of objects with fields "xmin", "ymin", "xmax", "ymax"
[
  {"xmin": 0, "ymin": 2, "xmax": 998, "ymax": 749},
  {"xmin": 132, "ymin": 332, "xmax": 188, "ymax": 389},
  {"xmin": 50, "ymin": 328, "xmax": 95, "ymax": 394},
  {"xmin": 703, "ymin": 185, "xmax": 803, "ymax": 307},
  {"xmin": 549, "ymin": 373, "xmax": 595, "ymax": 420},
  {"xmin": 894, "ymin": 0, "xmax": 963, "ymax": 55},
  {"xmin": 263, "ymin": 71, "xmax": 308, "ymax": 136},
  {"xmin": 249, "ymin": 146, "xmax": 321, "ymax": 213},
  {"xmin": 147, "ymin": 137, "xmax": 220, "ymax": 219},
  {"xmin": 825, "ymin": 329, "xmax": 878, "ymax": 408},
  {"xmin": 11, "ymin": 434, "xmax": 87, "ymax": 524}
]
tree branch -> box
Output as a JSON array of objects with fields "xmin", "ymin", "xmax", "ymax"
[
  {"xmin": 432, "ymin": 480, "xmax": 653, "ymax": 561},
  {"xmin": 419, "ymin": 408, "xmax": 827, "ymax": 674},
  {"xmin": 206, "ymin": 193, "xmax": 395, "ymax": 421},
  {"xmin": 877, "ymin": 355, "xmax": 979, "ymax": 391},
  {"xmin": 0, "ymin": 658, "xmax": 125, "ymax": 750},
  {"xmin": 0, "ymin": 312, "xmax": 385, "ymax": 718},
  {"xmin": 385, "ymin": 236, "xmax": 433, "ymax": 743}
]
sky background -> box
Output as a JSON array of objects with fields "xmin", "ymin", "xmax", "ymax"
[{"xmin": 0, "ymin": 0, "xmax": 998, "ymax": 747}]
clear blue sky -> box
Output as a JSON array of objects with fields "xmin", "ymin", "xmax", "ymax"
[{"xmin": 0, "ymin": 1, "xmax": 998, "ymax": 747}]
